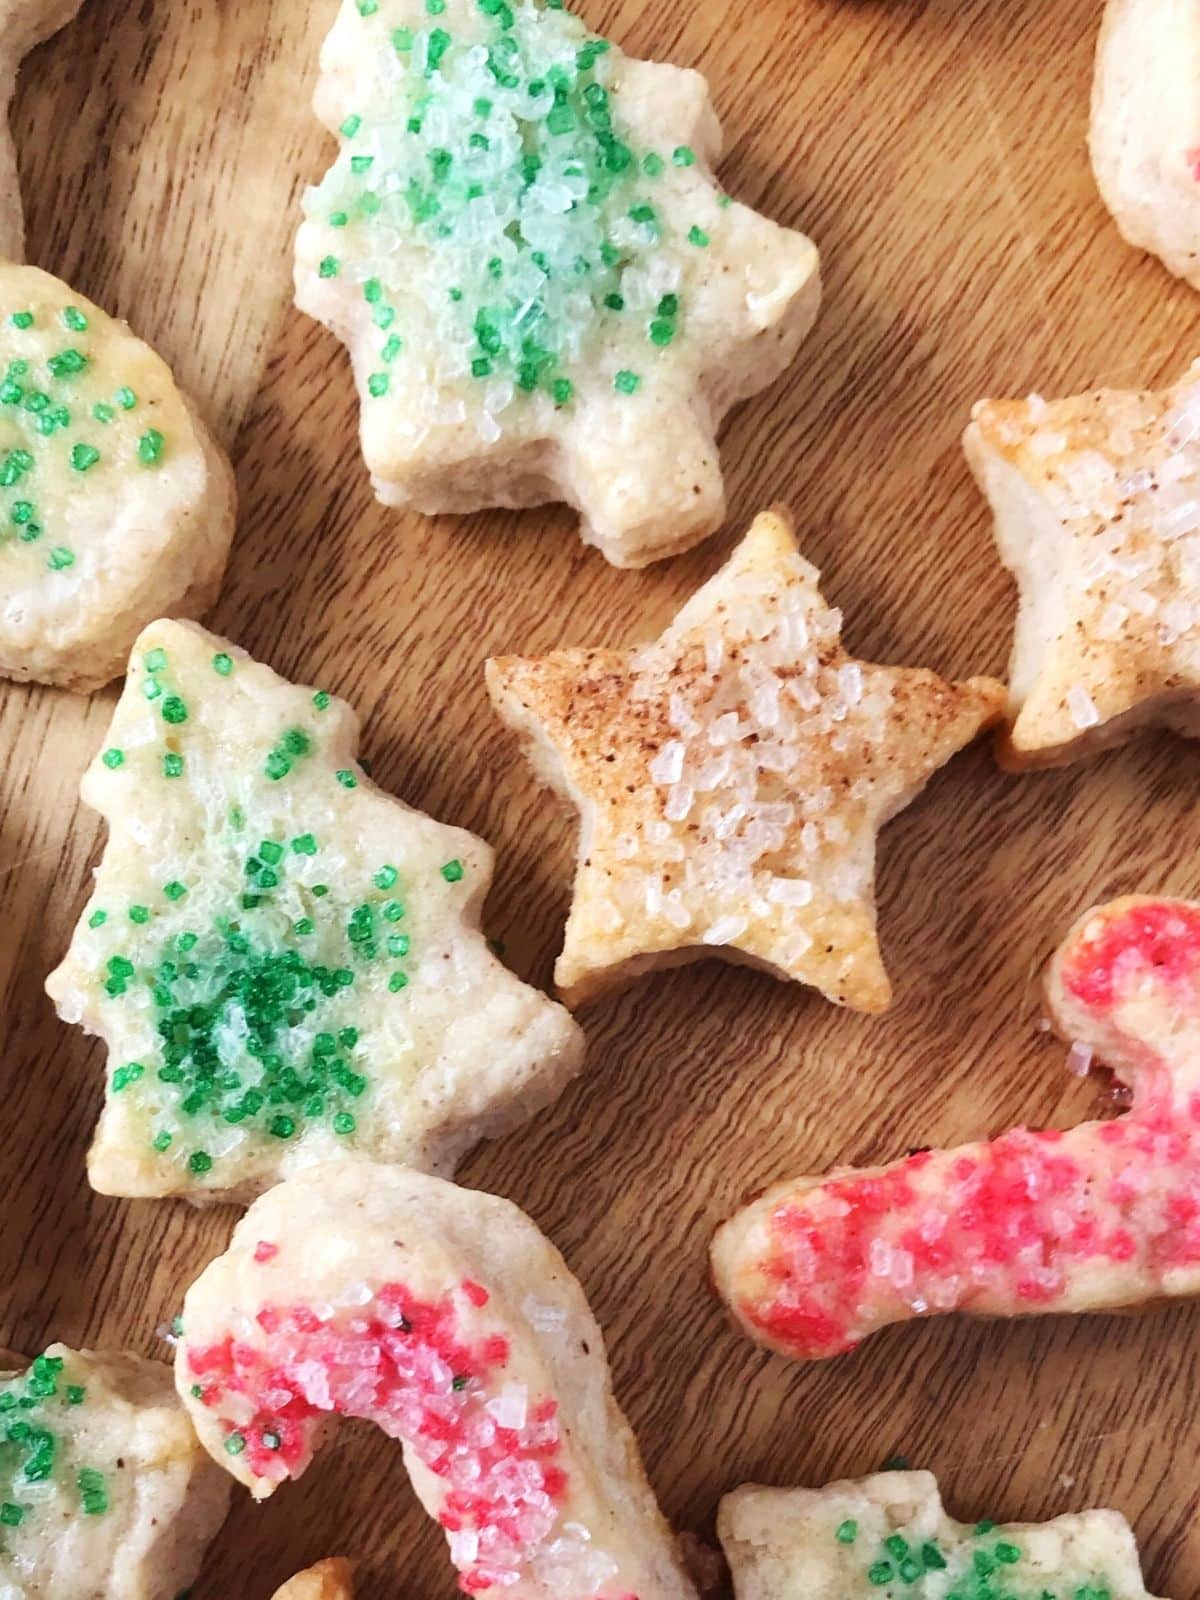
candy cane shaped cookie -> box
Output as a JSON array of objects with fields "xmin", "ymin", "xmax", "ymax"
[
  {"xmin": 177, "ymin": 1162, "xmax": 697, "ymax": 1600},
  {"xmin": 712, "ymin": 896, "xmax": 1200, "ymax": 1361}
]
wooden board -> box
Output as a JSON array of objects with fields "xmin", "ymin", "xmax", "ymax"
[{"xmin": 2, "ymin": 0, "xmax": 1199, "ymax": 1594}]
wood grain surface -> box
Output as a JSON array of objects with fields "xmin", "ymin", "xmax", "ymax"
[{"xmin": 2, "ymin": 0, "xmax": 1199, "ymax": 1595}]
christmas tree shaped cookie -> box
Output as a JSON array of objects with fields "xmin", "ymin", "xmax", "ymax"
[
  {"xmin": 177, "ymin": 1161, "xmax": 698, "ymax": 1600},
  {"xmin": 295, "ymin": 0, "xmax": 820, "ymax": 567},
  {"xmin": 966, "ymin": 360, "xmax": 1200, "ymax": 767},
  {"xmin": 720, "ymin": 1471, "xmax": 1161, "ymax": 1600},
  {"xmin": 713, "ymin": 896, "xmax": 1200, "ymax": 1362},
  {"xmin": 488, "ymin": 508, "xmax": 1005, "ymax": 1009},
  {"xmin": 46, "ymin": 620, "xmax": 584, "ymax": 1203},
  {"xmin": 0, "ymin": 1344, "xmax": 230, "ymax": 1599},
  {"xmin": 0, "ymin": 264, "xmax": 235, "ymax": 691}
]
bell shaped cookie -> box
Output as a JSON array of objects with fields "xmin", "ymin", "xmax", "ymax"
[
  {"xmin": 488, "ymin": 507, "xmax": 1004, "ymax": 1010},
  {"xmin": 0, "ymin": 264, "xmax": 235, "ymax": 690},
  {"xmin": 176, "ymin": 1161, "xmax": 698, "ymax": 1600},
  {"xmin": 45, "ymin": 619, "xmax": 584, "ymax": 1203},
  {"xmin": 295, "ymin": 0, "xmax": 820, "ymax": 567},
  {"xmin": 1091, "ymin": 0, "xmax": 1200, "ymax": 290},
  {"xmin": 966, "ymin": 360, "xmax": 1200, "ymax": 766},
  {"xmin": 713, "ymin": 896, "xmax": 1200, "ymax": 1361},
  {"xmin": 0, "ymin": 1344, "xmax": 230, "ymax": 1600},
  {"xmin": 720, "ymin": 1471, "xmax": 1161, "ymax": 1600}
]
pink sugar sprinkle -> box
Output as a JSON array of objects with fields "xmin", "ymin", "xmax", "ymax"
[
  {"xmin": 185, "ymin": 1281, "xmax": 581, "ymax": 1596},
  {"xmin": 739, "ymin": 899, "xmax": 1200, "ymax": 1359},
  {"xmin": 254, "ymin": 1241, "xmax": 279, "ymax": 1263},
  {"xmin": 1188, "ymin": 147, "xmax": 1200, "ymax": 182}
]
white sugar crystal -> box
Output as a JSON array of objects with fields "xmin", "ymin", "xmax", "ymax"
[
  {"xmin": 1066, "ymin": 683, "xmax": 1101, "ymax": 729},
  {"xmin": 837, "ymin": 662, "xmax": 863, "ymax": 704},
  {"xmin": 1065, "ymin": 1040, "xmax": 1094, "ymax": 1077},
  {"xmin": 708, "ymin": 711, "xmax": 741, "ymax": 746},
  {"xmin": 664, "ymin": 782, "xmax": 693, "ymax": 822},
  {"xmin": 449, "ymin": 1530, "xmax": 480, "ymax": 1566},
  {"xmin": 1096, "ymin": 601, "xmax": 1129, "ymax": 639},
  {"xmin": 693, "ymin": 754, "xmax": 731, "ymax": 791},
  {"xmin": 522, "ymin": 1295, "xmax": 567, "ymax": 1333},
  {"xmin": 668, "ymin": 691, "xmax": 699, "ymax": 734},
  {"xmin": 486, "ymin": 1382, "xmax": 527, "ymax": 1430},
  {"xmin": 801, "ymin": 821, "xmax": 821, "ymax": 854},
  {"xmin": 702, "ymin": 915, "xmax": 748, "ymax": 945},
  {"xmin": 662, "ymin": 889, "xmax": 692, "ymax": 929},
  {"xmin": 614, "ymin": 832, "xmax": 639, "ymax": 860},
  {"xmin": 704, "ymin": 631, "xmax": 724, "ymax": 675},
  {"xmin": 749, "ymin": 682, "xmax": 780, "ymax": 727},
  {"xmin": 767, "ymin": 876, "xmax": 813, "ymax": 907},
  {"xmin": 649, "ymin": 740, "xmax": 685, "ymax": 785}
]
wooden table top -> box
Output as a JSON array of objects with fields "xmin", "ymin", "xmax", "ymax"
[{"xmin": 2, "ymin": 0, "xmax": 1198, "ymax": 1594}]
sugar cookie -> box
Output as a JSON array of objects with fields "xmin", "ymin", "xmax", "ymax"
[
  {"xmin": 720, "ymin": 1471, "xmax": 1161, "ymax": 1600},
  {"xmin": 176, "ymin": 1161, "xmax": 698, "ymax": 1600},
  {"xmin": 1091, "ymin": 0, "xmax": 1200, "ymax": 290},
  {"xmin": 271, "ymin": 1560, "xmax": 355, "ymax": 1600},
  {"xmin": 487, "ymin": 507, "xmax": 1004, "ymax": 1009},
  {"xmin": 295, "ymin": 0, "xmax": 819, "ymax": 567},
  {"xmin": 966, "ymin": 360, "xmax": 1200, "ymax": 767},
  {"xmin": 0, "ymin": 0, "xmax": 84, "ymax": 260},
  {"xmin": 0, "ymin": 265, "xmax": 235, "ymax": 690},
  {"xmin": 0, "ymin": 1344, "xmax": 230, "ymax": 1600},
  {"xmin": 712, "ymin": 896, "xmax": 1200, "ymax": 1361},
  {"xmin": 45, "ymin": 619, "xmax": 584, "ymax": 1203}
]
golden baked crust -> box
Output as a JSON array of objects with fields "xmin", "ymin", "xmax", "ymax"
[
  {"xmin": 966, "ymin": 360, "xmax": 1200, "ymax": 767},
  {"xmin": 488, "ymin": 507, "xmax": 1004, "ymax": 1010},
  {"xmin": 271, "ymin": 1559, "xmax": 355, "ymax": 1600}
]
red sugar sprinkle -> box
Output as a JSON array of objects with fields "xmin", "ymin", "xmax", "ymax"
[
  {"xmin": 185, "ymin": 1281, "xmax": 577, "ymax": 1594},
  {"xmin": 735, "ymin": 900, "xmax": 1200, "ymax": 1359}
]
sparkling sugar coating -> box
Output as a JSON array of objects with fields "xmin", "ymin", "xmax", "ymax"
[
  {"xmin": 1090, "ymin": 0, "xmax": 1200, "ymax": 292},
  {"xmin": 0, "ymin": 262, "xmax": 234, "ymax": 692},
  {"xmin": 176, "ymin": 1162, "xmax": 698, "ymax": 1600},
  {"xmin": 712, "ymin": 896, "xmax": 1200, "ymax": 1362},
  {"xmin": 45, "ymin": 620, "xmax": 583, "ymax": 1204},
  {"xmin": 295, "ymin": 0, "xmax": 820, "ymax": 567},
  {"xmin": 965, "ymin": 360, "xmax": 1200, "ymax": 767},
  {"xmin": 0, "ymin": 1343, "xmax": 230, "ymax": 1600},
  {"xmin": 718, "ymin": 1471, "xmax": 1162, "ymax": 1600},
  {"xmin": 487, "ymin": 507, "xmax": 1004, "ymax": 1009}
]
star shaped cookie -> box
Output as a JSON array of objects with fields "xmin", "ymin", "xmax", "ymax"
[
  {"xmin": 46, "ymin": 619, "xmax": 584, "ymax": 1204},
  {"xmin": 487, "ymin": 508, "xmax": 1005, "ymax": 1011},
  {"xmin": 965, "ymin": 360, "xmax": 1200, "ymax": 767},
  {"xmin": 712, "ymin": 895, "xmax": 1200, "ymax": 1362},
  {"xmin": 719, "ymin": 1471, "xmax": 1160, "ymax": 1600},
  {"xmin": 0, "ymin": 1344, "xmax": 231, "ymax": 1599},
  {"xmin": 0, "ymin": 262, "xmax": 236, "ymax": 691},
  {"xmin": 1091, "ymin": 0, "xmax": 1200, "ymax": 290},
  {"xmin": 176, "ymin": 1161, "xmax": 698, "ymax": 1600},
  {"xmin": 294, "ymin": 0, "xmax": 820, "ymax": 567}
]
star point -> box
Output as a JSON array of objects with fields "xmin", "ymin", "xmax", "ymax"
[{"xmin": 488, "ymin": 508, "xmax": 1005, "ymax": 1011}]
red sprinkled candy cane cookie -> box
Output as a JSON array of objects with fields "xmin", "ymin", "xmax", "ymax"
[
  {"xmin": 177, "ymin": 1161, "xmax": 697, "ymax": 1600},
  {"xmin": 712, "ymin": 896, "xmax": 1200, "ymax": 1361},
  {"xmin": 719, "ymin": 1471, "xmax": 1162, "ymax": 1600}
]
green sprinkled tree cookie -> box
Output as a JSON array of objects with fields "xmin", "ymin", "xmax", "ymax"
[
  {"xmin": 0, "ymin": 0, "xmax": 86, "ymax": 260},
  {"xmin": 718, "ymin": 1472, "xmax": 1161, "ymax": 1600},
  {"xmin": 46, "ymin": 618, "xmax": 584, "ymax": 1204},
  {"xmin": 0, "ymin": 264, "xmax": 236, "ymax": 691},
  {"xmin": 294, "ymin": 0, "xmax": 820, "ymax": 567},
  {"xmin": 0, "ymin": 1343, "xmax": 230, "ymax": 1599}
]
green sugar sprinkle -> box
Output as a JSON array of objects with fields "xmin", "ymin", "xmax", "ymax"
[
  {"xmin": 9, "ymin": 311, "xmax": 32, "ymax": 329},
  {"xmin": 212, "ymin": 652, "xmax": 234, "ymax": 676},
  {"xmin": 440, "ymin": 858, "xmax": 464, "ymax": 882},
  {"xmin": 309, "ymin": 0, "xmax": 728, "ymax": 409},
  {"xmin": 101, "ymin": 748, "xmax": 124, "ymax": 769}
]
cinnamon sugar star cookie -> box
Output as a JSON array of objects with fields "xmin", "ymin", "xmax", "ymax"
[
  {"xmin": 271, "ymin": 1560, "xmax": 355, "ymax": 1600},
  {"xmin": 966, "ymin": 361, "xmax": 1200, "ymax": 767},
  {"xmin": 720, "ymin": 1471, "xmax": 1161, "ymax": 1600},
  {"xmin": 177, "ymin": 1162, "xmax": 698, "ymax": 1600},
  {"xmin": 45, "ymin": 619, "xmax": 583, "ymax": 1203},
  {"xmin": 713, "ymin": 896, "xmax": 1200, "ymax": 1362},
  {"xmin": 0, "ymin": 1344, "xmax": 230, "ymax": 1600},
  {"xmin": 487, "ymin": 508, "xmax": 1004, "ymax": 1010},
  {"xmin": 1091, "ymin": 0, "xmax": 1200, "ymax": 290},
  {"xmin": 295, "ymin": 0, "xmax": 819, "ymax": 567}
]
